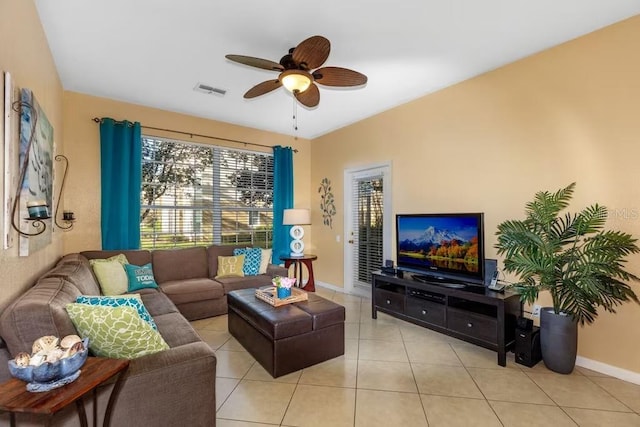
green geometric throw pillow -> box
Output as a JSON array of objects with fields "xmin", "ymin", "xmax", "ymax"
[
  {"xmin": 66, "ymin": 303, "xmax": 169, "ymax": 359},
  {"xmin": 75, "ymin": 294, "xmax": 158, "ymax": 330}
]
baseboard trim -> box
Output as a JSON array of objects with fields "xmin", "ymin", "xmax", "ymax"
[
  {"xmin": 576, "ymin": 356, "xmax": 640, "ymax": 385},
  {"xmin": 315, "ymin": 281, "xmax": 370, "ymax": 298},
  {"xmin": 315, "ymin": 280, "xmax": 344, "ymax": 293}
]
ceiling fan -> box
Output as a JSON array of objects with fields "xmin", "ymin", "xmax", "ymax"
[{"xmin": 225, "ymin": 35, "xmax": 367, "ymax": 108}]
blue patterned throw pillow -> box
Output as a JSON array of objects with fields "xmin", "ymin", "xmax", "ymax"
[
  {"xmin": 233, "ymin": 247, "xmax": 262, "ymax": 276},
  {"xmin": 76, "ymin": 294, "xmax": 158, "ymax": 330}
]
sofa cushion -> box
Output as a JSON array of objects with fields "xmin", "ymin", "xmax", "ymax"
[
  {"xmin": 90, "ymin": 254, "xmax": 130, "ymax": 295},
  {"xmin": 82, "ymin": 250, "xmax": 152, "ymax": 266},
  {"xmin": 152, "ymin": 312, "xmax": 203, "ymax": 348},
  {"xmin": 76, "ymin": 294, "xmax": 158, "ymax": 330},
  {"xmin": 42, "ymin": 260, "xmax": 101, "ymax": 296},
  {"xmin": 207, "ymin": 244, "xmax": 245, "ymax": 279},
  {"xmin": 215, "ymin": 274, "xmax": 275, "ymax": 293},
  {"xmin": 0, "ymin": 277, "xmax": 82, "ymax": 355},
  {"xmin": 124, "ymin": 263, "xmax": 159, "ymax": 291},
  {"xmin": 66, "ymin": 304, "xmax": 169, "ymax": 359},
  {"xmin": 152, "ymin": 247, "xmax": 209, "ymax": 283},
  {"xmin": 159, "ymin": 278, "xmax": 224, "ymax": 305},
  {"xmin": 139, "ymin": 291, "xmax": 180, "ymax": 317},
  {"xmin": 57, "ymin": 253, "xmax": 91, "ymax": 266}
]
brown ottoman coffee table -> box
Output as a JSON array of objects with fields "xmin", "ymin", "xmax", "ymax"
[{"xmin": 227, "ymin": 288, "xmax": 345, "ymax": 377}]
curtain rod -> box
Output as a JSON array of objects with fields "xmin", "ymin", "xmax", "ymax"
[{"xmin": 91, "ymin": 117, "xmax": 297, "ymax": 153}]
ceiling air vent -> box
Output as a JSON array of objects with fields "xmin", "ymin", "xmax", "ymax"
[{"xmin": 194, "ymin": 83, "xmax": 226, "ymax": 96}]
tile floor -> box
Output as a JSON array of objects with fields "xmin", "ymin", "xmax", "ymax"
[{"xmin": 191, "ymin": 288, "xmax": 640, "ymax": 427}]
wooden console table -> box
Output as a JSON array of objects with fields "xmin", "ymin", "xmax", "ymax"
[
  {"xmin": 0, "ymin": 357, "xmax": 129, "ymax": 427},
  {"xmin": 280, "ymin": 254, "xmax": 317, "ymax": 292},
  {"xmin": 372, "ymin": 271, "xmax": 521, "ymax": 366}
]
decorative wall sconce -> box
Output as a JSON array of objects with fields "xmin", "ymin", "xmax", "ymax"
[
  {"xmin": 10, "ymin": 101, "xmax": 75, "ymax": 237},
  {"xmin": 53, "ymin": 154, "xmax": 75, "ymax": 231}
]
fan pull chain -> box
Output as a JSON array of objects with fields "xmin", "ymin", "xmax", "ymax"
[{"xmin": 292, "ymin": 97, "xmax": 298, "ymax": 132}]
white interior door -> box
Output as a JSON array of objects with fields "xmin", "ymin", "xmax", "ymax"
[{"xmin": 344, "ymin": 163, "xmax": 392, "ymax": 296}]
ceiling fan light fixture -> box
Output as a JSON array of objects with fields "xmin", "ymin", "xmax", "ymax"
[{"xmin": 280, "ymin": 69, "xmax": 312, "ymax": 93}]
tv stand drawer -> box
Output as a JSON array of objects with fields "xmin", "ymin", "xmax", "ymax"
[
  {"xmin": 447, "ymin": 307, "xmax": 497, "ymax": 343},
  {"xmin": 375, "ymin": 289, "xmax": 404, "ymax": 312},
  {"xmin": 406, "ymin": 298, "xmax": 445, "ymax": 326}
]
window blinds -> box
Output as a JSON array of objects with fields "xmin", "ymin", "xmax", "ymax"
[
  {"xmin": 140, "ymin": 136, "xmax": 273, "ymax": 249},
  {"xmin": 351, "ymin": 175, "xmax": 384, "ymax": 285}
]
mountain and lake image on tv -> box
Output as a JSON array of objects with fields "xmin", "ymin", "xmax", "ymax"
[{"xmin": 396, "ymin": 213, "xmax": 485, "ymax": 283}]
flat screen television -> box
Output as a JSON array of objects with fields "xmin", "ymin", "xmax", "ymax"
[{"xmin": 396, "ymin": 213, "xmax": 485, "ymax": 286}]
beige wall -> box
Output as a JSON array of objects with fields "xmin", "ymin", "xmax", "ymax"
[
  {"xmin": 62, "ymin": 92, "xmax": 311, "ymax": 254},
  {"xmin": 310, "ymin": 15, "xmax": 640, "ymax": 373},
  {"xmin": 3, "ymin": 0, "xmax": 638, "ymax": 374},
  {"xmin": 0, "ymin": 0, "xmax": 64, "ymax": 312}
]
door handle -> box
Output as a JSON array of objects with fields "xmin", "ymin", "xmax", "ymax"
[{"xmin": 348, "ymin": 240, "xmax": 354, "ymax": 244}]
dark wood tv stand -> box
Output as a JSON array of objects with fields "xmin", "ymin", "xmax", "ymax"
[{"xmin": 372, "ymin": 271, "xmax": 521, "ymax": 367}]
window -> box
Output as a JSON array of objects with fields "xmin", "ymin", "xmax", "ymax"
[{"xmin": 140, "ymin": 136, "xmax": 273, "ymax": 249}]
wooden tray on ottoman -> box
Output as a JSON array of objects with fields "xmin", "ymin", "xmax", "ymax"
[{"xmin": 255, "ymin": 286, "xmax": 308, "ymax": 307}]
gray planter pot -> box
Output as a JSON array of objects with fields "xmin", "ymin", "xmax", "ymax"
[{"xmin": 540, "ymin": 307, "xmax": 578, "ymax": 374}]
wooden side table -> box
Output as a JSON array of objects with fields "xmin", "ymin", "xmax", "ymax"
[
  {"xmin": 280, "ymin": 254, "xmax": 318, "ymax": 292},
  {"xmin": 0, "ymin": 357, "xmax": 129, "ymax": 427}
]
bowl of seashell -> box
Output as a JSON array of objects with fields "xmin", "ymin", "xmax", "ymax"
[{"xmin": 8, "ymin": 335, "xmax": 89, "ymax": 386}]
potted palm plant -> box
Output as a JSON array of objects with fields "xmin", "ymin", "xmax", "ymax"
[{"xmin": 495, "ymin": 183, "xmax": 639, "ymax": 374}]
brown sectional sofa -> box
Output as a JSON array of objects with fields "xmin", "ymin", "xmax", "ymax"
[
  {"xmin": 0, "ymin": 245, "xmax": 287, "ymax": 427},
  {"xmin": 81, "ymin": 244, "xmax": 288, "ymax": 320}
]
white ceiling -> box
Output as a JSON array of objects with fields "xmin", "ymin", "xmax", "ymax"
[{"xmin": 35, "ymin": 1, "xmax": 640, "ymax": 139}]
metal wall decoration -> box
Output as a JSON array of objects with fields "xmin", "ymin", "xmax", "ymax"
[{"xmin": 318, "ymin": 177, "xmax": 336, "ymax": 229}]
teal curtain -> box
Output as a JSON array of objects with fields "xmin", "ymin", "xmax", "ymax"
[
  {"xmin": 99, "ymin": 118, "xmax": 142, "ymax": 250},
  {"xmin": 272, "ymin": 146, "xmax": 294, "ymax": 262}
]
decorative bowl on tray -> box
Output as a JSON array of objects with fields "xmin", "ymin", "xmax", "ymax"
[{"xmin": 8, "ymin": 336, "xmax": 89, "ymax": 392}]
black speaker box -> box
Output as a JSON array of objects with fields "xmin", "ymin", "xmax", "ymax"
[
  {"xmin": 515, "ymin": 326, "xmax": 542, "ymax": 367},
  {"xmin": 517, "ymin": 316, "xmax": 533, "ymax": 331},
  {"xmin": 381, "ymin": 266, "xmax": 397, "ymax": 275}
]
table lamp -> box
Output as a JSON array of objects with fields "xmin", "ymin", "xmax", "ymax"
[{"xmin": 283, "ymin": 208, "xmax": 311, "ymax": 257}]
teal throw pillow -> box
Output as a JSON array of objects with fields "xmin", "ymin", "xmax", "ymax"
[
  {"xmin": 124, "ymin": 263, "xmax": 159, "ymax": 291},
  {"xmin": 75, "ymin": 294, "xmax": 158, "ymax": 330},
  {"xmin": 233, "ymin": 247, "xmax": 262, "ymax": 276},
  {"xmin": 66, "ymin": 303, "xmax": 169, "ymax": 359}
]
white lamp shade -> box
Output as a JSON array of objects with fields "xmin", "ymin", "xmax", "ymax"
[{"xmin": 283, "ymin": 209, "xmax": 311, "ymax": 225}]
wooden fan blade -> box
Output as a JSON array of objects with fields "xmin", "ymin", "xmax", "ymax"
[
  {"xmin": 244, "ymin": 80, "xmax": 282, "ymax": 98},
  {"xmin": 225, "ymin": 54, "xmax": 284, "ymax": 71},
  {"xmin": 314, "ymin": 66, "xmax": 368, "ymax": 87},
  {"xmin": 294, "ymin": 83, "xmax": 320, "ymax": 108},
  {"xmin": 292, "ymin": 36, "xmax": 330, "ymax": 70}
]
